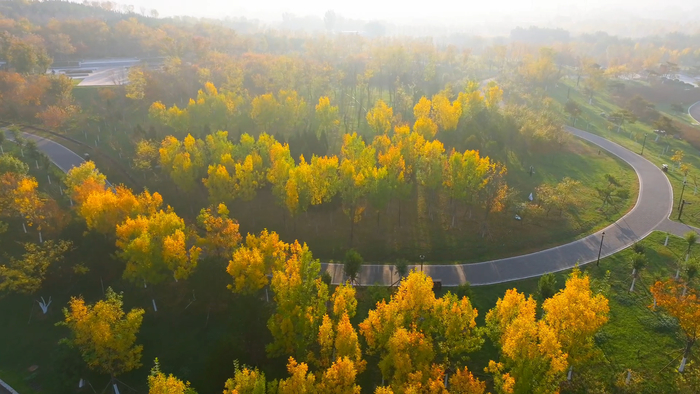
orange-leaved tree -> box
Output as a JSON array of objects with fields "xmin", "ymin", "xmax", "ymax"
[{"xmin": 650, "ymin": 279, "xmax": 700, "ymax": 372}]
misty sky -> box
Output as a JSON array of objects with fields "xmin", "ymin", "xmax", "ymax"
[{"xmin": 122, "ymin": 0, "xmax": 699, "ymax": 28}]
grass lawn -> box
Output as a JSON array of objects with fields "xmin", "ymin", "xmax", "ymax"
[{"xmin": 549, "ymin": 77, "xmax": 700, "ymax": 229}]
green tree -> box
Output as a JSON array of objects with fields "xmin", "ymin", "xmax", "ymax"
[
  {"xmin": 344, "ymin": 249, "xmax": 363, "ymax": 285},
  {"xmin": 538, "ymin": 273, "xmax": 557, "ymax": 300}
]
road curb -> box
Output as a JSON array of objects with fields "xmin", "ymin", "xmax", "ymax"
[{"xmin": 0, "ymin": 379, "xmax": 19, "ymax": 394}]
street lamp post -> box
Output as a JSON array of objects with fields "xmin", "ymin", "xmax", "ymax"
[
  {"xmin": 679, "ymin": 200, "xmax": 692, "ymax": 220},
  {"xmin": 678, "ymin": 180, "xmax": 688, "ymax": 211},
  {"xmin": 596, "ymin": 231, "xmax": 606, "ymax": 267},
  {"xmin": 420, "ymin": 255, "xmax": 425, "ymax": 272}
]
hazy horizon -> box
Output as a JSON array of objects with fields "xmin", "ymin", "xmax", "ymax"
[{"xmin": 118, "ymin": 0, "xmax": 700, "ymax": 28}]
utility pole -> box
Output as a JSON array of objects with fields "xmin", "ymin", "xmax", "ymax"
[
  {"xmin": 596, "ymin": 231, "xmax": 606, "ymax": 266},
  {"xmin": 678, "ymin": 180, "xmax": 687, "ymax": 211}
]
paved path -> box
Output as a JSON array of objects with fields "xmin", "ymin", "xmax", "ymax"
[
  {"xmin": 5, "ymin": 130, "xmax": 86, "ymax": 173},
  {"xmin": 690, "ymin": 101, "xmax": 700, "ymax": 124},
  {"xmin": 4, "ymin": 127, "xmax": 697, "ymax": 287},
  {"xmin": 324, "ymin": 126, "xmax": 688, "ymax": 286}
]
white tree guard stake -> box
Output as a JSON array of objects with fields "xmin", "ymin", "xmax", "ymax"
[
  {"xmin": 20, "ymin": 148, "xmax": 24, "ymax": 157},
  {"xmin": 625, "ymin": 370, "xmax": 631, "ymax": 385},
  {"xmin": 35, "ymin": 160, "xmax": 39, "ymax": 169},
  {"xmin": 664, "ymin": 234, "xmax": 669, "ymax": 246},
  {"xmin": 22, "ymin": 223, "xmax": 27, "ymax": 233},
  {"xmin": 152, "ymin": 298, "xmax": 158, "ymax": 312},
  {"xmin": 70, "ymin": 198, "xmax": 73, "ymax": 206},
  {"xmin": 94, "ymin": 140, "xmax": 98, "ymax": 147},
  {"xmin": 113, "ymin": 383, "xmax": 121, "ymax": 394},
  {"xmin": 59, "ymin": 186, "xmax": 63, "ymax": 195},
  {"xmin": 39, "ymin": 231, "xmax": 42, "ymax": 243},
  {"xmin": 630, "ymin": 268, "xmax": 636, "ymax": 292},
  {"xmin": 679, "ymin": 356, "xmax": 687, "ymax": 373},
  {"xmin": 37, "ymin": 296, "xmax": 52, "ymax": 314},
  {"xmin": 0, "ymin": 145, "xmax": 4, "ymax": 154},
  {"xmin": 653, "ymin": 297, "xmax": 657, "ymax": 308},
  {"xmin": 78, "ymin": 379, "xmax": 84, "ymax": 388},
  {"xmin": 47, "ymin": 174, "xmax": 51, "ymax": 184},
  {"xmin": 567, "ymin": 366, "xmax": 573, "ymax": 381},
  {"xmin": 676, "ymin": 268, "xmax": 681, "ymax": 279}
]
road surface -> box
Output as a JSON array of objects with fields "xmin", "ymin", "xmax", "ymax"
[
  {"xmin": 690, "ymin": 101, "xmax": 700, "ymax": 124},
  {"xmin": 5, "ymin": 131, "xmax": 86, "ymax": 173},
  {"xmin": 4, "ymin": 127, "xmax": 697, "ymax": 287}
]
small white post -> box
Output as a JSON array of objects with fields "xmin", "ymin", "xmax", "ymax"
[
  {"xmin": 37, "ymin": 296, "xmax": 52, "ymax": 314},
  {"xmin": 22, "ymin": 223, "xmax": 27, "ymax": 233},
  {"xmin": 265, "ymin": 288, "xmax": 269, "ymax": 303},
  {"xmin": 39, "ymin": 231, "xmax": 42, "ymax": 243},
  {"xmin": 625, "ymin": 370, "xmax": 631, "ymax": 385},
  {"xmin": 653, "ymin": 297, "xmax": 657, "ymax": 308},
  {"xmin": 35, "ymin": 160, "xmax": 39, "ymax": 169},
  {"xmin": 676, "ymin": 268, "xmax": 681, "ymax": 279},
  {"xmin": 630, "ymin": 277, "xmax": 636, "ymax": 292},
  {"xmin": 664, "ymin": 234, "xmax": 669, "ymax": 246},
  {"xmin": 113, "ymin": 383, "xmax": 121, "ymax": 394},
  {"xmin": 70, "ymin": 198, "xmax": 73, "ymax": 207},
  {"xmin": 59, "ymin": 186, "xmax": 63, "ymax": 195},
  {"xmin": 679, "ymin": 356, "xmax": 687, "ymax": 373},
  {"xmin": 567, "ymin": 366, "xmax": 573, "ymax": 381},
  {"xmin": 655, "ymin": 135, "xmax": 659, "ymax": 142},
  {"xmin": 21, "ymin": 148, "xmax": 24, "ymax": 157},
  {"xmin": 47, "ymin": 175, "xmax": 51, "ymax": 184},
  {"xmin": 152, "ymin": 298, "xmax": 158, "ymax": 312},
  {"xmin": 78, "ymin": 379, "xmax": 84, "ymax": 388}
]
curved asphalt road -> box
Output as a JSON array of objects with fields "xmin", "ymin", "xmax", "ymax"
[
  {"xmin": 2, "ymin": 126, "xmax": 693, "ymax": 286},
  {"xmin": 690, "ymin": 101, "xmax": 700, "ymax": 125},
  {"xmin": 324, "ymin": 126, "xmax": 677, "ymax": 286}
]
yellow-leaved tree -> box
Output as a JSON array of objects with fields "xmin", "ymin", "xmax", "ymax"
[
  {"xmin": 485, "ymin": 289, "xmax": 567, "ymax": 394},
  {"xmin": 196, "ymin": 203, "xmax": 241, "ymax": 258},
  {"xmin": 147, "ymin": 358, "xmax": 194, "ymax": 394},
  {"xmin": 359, "ymin": 271, "xmax": 483, "ymax": 392},
  {"xmin": 267, "ymin": 241, "xmax": 329, "ymax": 360},
  {"xmin": 366, "ymin": 99, "xmax": 394, "ymax": 135},
  {"xmin": 542, "ymin": 268, "xmax": 609, "ymax": 370},
  {"xmin": 116, "ymin": 209, "xmax": 201, "ymax": 286},
  {"xmin": 227, "ymin": 229, "xmax": 288, "ymax": 295},
  {"xmin": 59, "ymin": 287, "xmax": 144, "ymax": 379}
]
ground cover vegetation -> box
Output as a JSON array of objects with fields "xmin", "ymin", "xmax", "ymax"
[{"xmin": 2, "ymin": 1, "xmax": 700, "ymax": 394}]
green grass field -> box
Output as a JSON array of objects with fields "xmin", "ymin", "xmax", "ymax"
[{"xmin": 549, "ymin": 77, "xmax": 700, "ymax": 229}]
